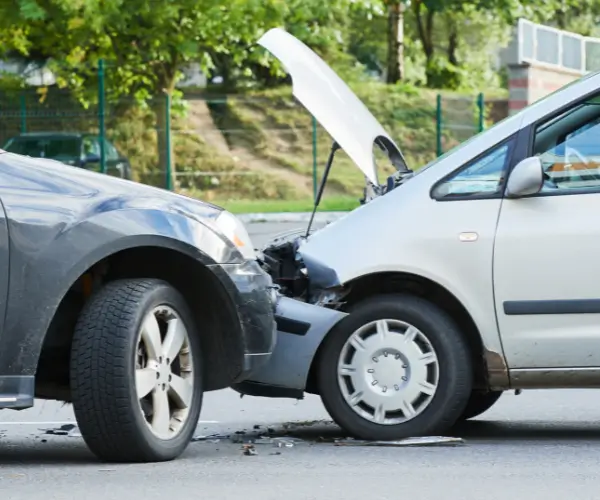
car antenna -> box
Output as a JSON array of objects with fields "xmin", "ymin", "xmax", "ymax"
[{"xmin": 305, "ymin": 140, "xmax": 340, "ymax": 239}]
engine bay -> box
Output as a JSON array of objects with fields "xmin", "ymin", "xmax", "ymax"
[
  {"xmin": 260, "ymin": 234, "xmax": 308, "ymax": 300},
  {"xmin": 257, "ymin": 159, "xmax": 415, "ymax": 308}
]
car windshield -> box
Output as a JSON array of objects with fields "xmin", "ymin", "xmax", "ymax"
[{"xmin": 4, "ymin": 137, "xmax": 80, "ymax": 160}]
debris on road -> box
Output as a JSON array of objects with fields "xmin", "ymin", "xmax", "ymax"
[
  {"xmin": 253, "ymin": 436, "xmax": 300, "ymax": 448},
  {"xmin": 43, "ymin": 423, "xmax": 80, "ymax": 437},
  {"xmin": 333, "ymin": 436, "xmax": 465, "ymax": 447},
  {"xmin": 192, "ymin": 433, "xmax": 231, "ymax": 442},
  {"xmin": 282, "ymin": 419, "xmax": 331, "ymax": 430},
  {"xmin": 192, "ymin": 423, "xmax": 464, "ymax": 453},
  {"xmin": 242, "ymin": 444, "xmax": 258, "ymax": 456},
  {"xmin": 45, "ymin": 429, "xmax": 69, "ymax": 436},
  {"xmin": 192, "ymin": 428, "xmax": 305, "ymax": 453}
]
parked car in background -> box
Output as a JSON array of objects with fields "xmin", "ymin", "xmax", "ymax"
[
  {"xmin": 3, "ymin": 132, "xmax": 132, "ymax": 179},
  {"xmin": 0, "ymin": 150, "xmax": 276, "ymax": 463},
  {"xmin": 234, "ymin": 28, "xmax": 600, "ymax": 441}
]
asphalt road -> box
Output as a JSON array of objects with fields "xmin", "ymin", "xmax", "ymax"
[{"xmin": 2, "ymin": 222, "xmax": 600, "ymax": 500}]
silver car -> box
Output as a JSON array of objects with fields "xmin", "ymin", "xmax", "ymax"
[{"xmin": 234, "ymin": 28, "xmax": 600, "ymax": 441}]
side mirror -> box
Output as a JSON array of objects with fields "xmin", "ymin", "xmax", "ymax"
[{"xmin": 505, "ymin": 157, "xmax": 543, "ymax": 198}]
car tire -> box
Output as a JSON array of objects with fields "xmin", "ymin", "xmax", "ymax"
[
  {"xmin": 317, "ymin": 294, "xmax": 472, "ymax": 441},
  {"xmin": 459, "ymin": 390, "xmax": 502, "ymax": 421},
  {"xmin": 70, "ymin": 278, "xmax": 203, "ymax": 463}
]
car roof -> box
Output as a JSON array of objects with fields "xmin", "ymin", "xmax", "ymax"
[{"xmin": 10, "ymin": 132, "xmax": 95, "ymax": 139}]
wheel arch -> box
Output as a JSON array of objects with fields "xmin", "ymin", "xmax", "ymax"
[
  {"xmin": 304, "ymin": 271, "xmax": 507, "ymax": 394},
  {"xmin": 35, "ymin": 237, "xmax": 245, "ymax": 400}
]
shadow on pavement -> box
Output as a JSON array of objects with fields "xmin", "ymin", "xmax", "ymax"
[
  {"xmin": 452, "ymin": 419, "xmax": 600, "ymax": 441},
  {"xmin": 0, "ymin": 440, "xmax": 98, "ymax": 465},
  {"xmin": 233, "ymin": 418, "xmax": 600, "ymax": 444}
]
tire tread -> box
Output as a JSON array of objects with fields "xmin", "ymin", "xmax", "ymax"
[{"xmin": 70, "ymin": 278, "xmax": 200, "ymax": 463}]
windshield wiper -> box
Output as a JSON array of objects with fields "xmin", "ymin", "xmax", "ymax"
[{"xmin": 305, "ymin": 140, "xmax": 340, "ymax": 238}]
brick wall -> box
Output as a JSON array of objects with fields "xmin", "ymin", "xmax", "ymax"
[{"xmin": 508, "ymin": 63, "xmax": 583, "ymax": 114}]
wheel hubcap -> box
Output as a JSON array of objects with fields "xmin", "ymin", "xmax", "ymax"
[
  {"xmin": 135, "ymin": 306, "xmax": 194, "ymax": 439},
  {"xmin": 337, "ymin": 319, "xmax": 439, "ymax": 425}
]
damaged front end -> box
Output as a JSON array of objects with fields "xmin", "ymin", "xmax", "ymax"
[
  {"xmin": 253, "ymin": 26, "xmax": 418, "ymax": 307},
  {"xmin": 232, "ymin": 27, "xmax": 419, "ymax": 399},
  {"xmin": 258, "ymin": 227, "xmax": 350, "ymax": 309}
]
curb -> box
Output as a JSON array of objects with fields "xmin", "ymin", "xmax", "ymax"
[{"xmin": 237, "ymin": 211, "xmax": 348, "ymax": 224}]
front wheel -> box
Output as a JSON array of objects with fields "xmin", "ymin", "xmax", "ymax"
[
  {"xmin": 70, "ymin": 278, "xmax": 203, "ymax": 463},
  {"xmin": 317, "ymin": 294, "xmax": 472, "ymax": 441}
]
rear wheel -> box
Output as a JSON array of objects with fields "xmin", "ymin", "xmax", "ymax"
[
  {"xmin": 317, "ymin": 294, "xmax": 472, "ymax": 440},
  {"xmin": 459, "ymin": 390, "xmax": 502, "ymax": 421},
  {"xmin": 70, "ymin": 278, "xmax": 203, "ymax": 463}
]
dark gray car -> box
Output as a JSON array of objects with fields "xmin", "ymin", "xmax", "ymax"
[
  {"xmin": 3, "ymin": 132, "xmax": 133, "ymax": 179},
  {"xmin": 0, "ymin": 150, "xmax": 277, "ymax": 463}
]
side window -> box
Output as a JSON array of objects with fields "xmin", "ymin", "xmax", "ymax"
[
  {"xmin": 432, "ymin": 142, "xmax": 512, "ymax": 199},
  {"xmin": 534, "ymin": 98, "xmax": 600, "ymax": 192},
  {"xmin": 105, "ymin": 140, "xmax": 120, "ymax": 161},
  {"xmin": 82, "ymin": 136, "xmax": 100, "ymax": 157}
]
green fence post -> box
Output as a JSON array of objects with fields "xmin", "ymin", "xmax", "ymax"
[
  {"xmin": 312, "ymin": 115, "xmax": 317, "ymax": 201},
  {"xmin": 165, "ymin": 93, "xmax": 173, "ymax": 191},
  {"xmin": 436, "ymin": 94, "xmax": 442, "ymax": 157},
  {"xmin": 477, "ymin": 92, "xmax": 485, "ymax": 133},
  {"xmin": 19, "ymin": 94, "xmax": 26, "ymax": 133},
  {"xmin": 98, "ymin": 59, "xmax": 106, "ymax": 174}
]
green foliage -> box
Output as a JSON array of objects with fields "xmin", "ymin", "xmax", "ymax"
[
  {"xmin": 4, "ymin": 0, "xmax": 600, "ymax": 101},
  {"xmin": 425, "ymin": 56, "xmax": 463, "ymax": 90},
  {"xmin": 3, "ymin": 0, "xmax": 600, "ymax": 205}
]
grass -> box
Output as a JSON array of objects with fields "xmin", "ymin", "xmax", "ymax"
[
  {"xmin": 217, "ymin": 195, "xmax": 361, "ymax": 214},
  {"xmin": 213, "ymin": 84, "xmax": 438, "ymax": 195},
  {"xmin": 201, "ymin": 82, "xmax": 506, "ymax": 207}
]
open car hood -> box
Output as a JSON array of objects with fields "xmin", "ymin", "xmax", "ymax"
[{"xmin": 257, "ymin": 28, "xmax": 407, "ymax": 186}]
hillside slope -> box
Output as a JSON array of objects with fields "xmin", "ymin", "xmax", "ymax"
[{"xmin": 181, "ymin": 83, "xmax": 503, "ymax": 204}]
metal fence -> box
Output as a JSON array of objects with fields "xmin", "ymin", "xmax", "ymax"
[
  {"xmin": 0, "ymin": 61, "xmax": 493, "ymax": 203},
  {"xmin": 436, "ymin": 93, "xmax": 485, "ymax": 157}
]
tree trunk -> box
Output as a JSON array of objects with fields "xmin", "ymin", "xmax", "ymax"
[
  {"xmin": 386, "ymin": 1, "xmax": 405, "ymax": 84},
  {"xmin": 447, "ymin": 22, "xmax": 458, "ymax": 66},
  {"xmin": 413, "ymin": 1, "xmax": 435, "ymax": 64}
]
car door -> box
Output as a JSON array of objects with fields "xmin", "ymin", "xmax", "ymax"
[{"xmin": 493, "ymin": 94, "xmax": 600, "ymax": 371}]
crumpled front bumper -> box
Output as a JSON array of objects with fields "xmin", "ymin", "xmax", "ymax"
[
  {"xmin": 232, "ymin": 296, "xmax": 348, "ymax": 398},
  {"xmin": 216, "ymin": 260, "xmax": 278, "ymax": 380}
]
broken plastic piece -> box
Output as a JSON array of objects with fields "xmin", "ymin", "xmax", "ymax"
[
  {"xmin": 242, "ymin": 444, "xmax": 258, "ymax": 456},
  {"xmin": 191, "ymin": 433, "xmax": 230, "ymax": 442},
  {"xmin": 333, "ymin": 436, "xmax": 465, "ymax": 447}
]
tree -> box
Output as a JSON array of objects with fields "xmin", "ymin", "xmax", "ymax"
[
  {"xmin": 408, "ymin": 0, "xmax": 537, "ymax": 87},
  {"xmin": 384, "ymin": 0, "xmax": 406, "ymax": 83}
]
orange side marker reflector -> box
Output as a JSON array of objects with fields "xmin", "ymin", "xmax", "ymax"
[
  {"xmin": 233, "ymin": 234, "xmax": 245, "ymax": 247},
  {"xmin": 82, "ymin": 274, "xmax": 93, "ymax": 298}
]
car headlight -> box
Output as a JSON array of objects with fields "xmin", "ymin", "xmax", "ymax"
[{"xmin": 215, "ymin": 210, "xmax": 256, "ymax": 260}]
